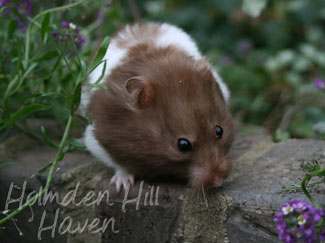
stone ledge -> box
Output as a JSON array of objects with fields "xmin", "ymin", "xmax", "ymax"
[{"xmin": 0, "ymin": 127, "xmax": 324, "ymax": 243}]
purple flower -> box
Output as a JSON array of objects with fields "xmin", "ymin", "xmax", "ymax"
[
  {"xmin": 236, "ymin": 39, "xmax": 254, "ymax": 55},
  {"xmin": 292, "ymin": 200, "xmax": 307, "ymax": 212},
  {"xmin": 314, "ymin": 78, "xmax": 325, "ymax": 90},
  {"xmin": 277, "ymin": 222, "xmax": 286, "ymax": 231},
  {"xmin": 75, "ymin": 34, "xmax": 86, "ymax": 49},
  {"xmin": 20, "ymin": 0, "xmax": 32, "ymax": 13},
  {"xmin": 218, "ymin": 55, "xmax": 233, "ymax": 66},
  {"xmin": 274, "ymin": 199, "xmax": 324, "ymax": 243},
  {"xmin": 305, "ymin": 229, "xmax": 314, "ymax": 237},
  {"xmin": 1, "ymin": 0, "xmax": 33, "ymax": 31},
  {"xmin": 283, "ymin": 233, "xmax": 295, "ymax": 243},
  {"xmin": 314, "ymin": 212, "xmax": 322, "ymax": 222},
  {"xmin": 61, "ymin": 21, "xmax": 70, "ymax": 27},
  {"xmin": 51, "ymin": 21, "xmax": 86, "ymax": 49},
  {"xmin": 320, "ymin": 229, "xmax": 325, "ymax": 240},
  {"xmin": 0, "ymin": 0, "xmax": 11, "ymax": 8}
]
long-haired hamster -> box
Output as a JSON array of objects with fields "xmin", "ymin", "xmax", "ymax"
[{"xmin": 83, "ymin": 22, "xmax": 234, "ymax": 191}]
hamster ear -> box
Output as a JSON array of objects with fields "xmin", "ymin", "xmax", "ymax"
[
  {"xmin": 197, "ymin": 56, "xmax": 209, "ymax": 71},
  {"xmin": 197, "ymin": 56, "xmax": 209, "ymax": 70},
  {"xmin": 125, "ymin": 76, "xmax": 154, "ymax": 107},
  {"xmin": 200, "ymin": 56, "xmax": 208, "ymax": 62}
]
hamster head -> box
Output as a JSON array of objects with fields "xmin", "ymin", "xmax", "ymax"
[{"xmin": 88, "ymin": 46, "xmax": 235, "ymax": 189}]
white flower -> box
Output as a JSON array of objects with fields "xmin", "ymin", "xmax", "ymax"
[
  {"xmin": 1, "ymin": 210, "xmax": 9, "ymax": 215},
  {"xmin": 297, "ymin": 215, "xmax": 306, "ymax": 225},
  {"xmin": 282, "ymin": 205, "xmax": 293, "ymax": 215},
  {"xmin": 69, "ymin": 23, "xmax": 76, "ymax": 30}
]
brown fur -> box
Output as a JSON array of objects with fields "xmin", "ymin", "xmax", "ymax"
[{"xmin": 88, "ymin": 37, "xmax": 234, "ymax": 188}]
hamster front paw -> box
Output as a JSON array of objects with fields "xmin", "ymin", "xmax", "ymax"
[{"xmin": 110, "ymin": 170, "xmax": 134, "ymax": 192}]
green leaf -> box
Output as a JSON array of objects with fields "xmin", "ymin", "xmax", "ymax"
[
  {"xmin": 7, "ymin": 20, "xmax": 18, "ymax": 40},
  {"xmin": 88, "ymin": 83, "xmax": 108, "ymax": 90},
  {"xmin": 80, "ymin": 59, "xmax": 87, "ymax": 77},
  {"xmin": 274, "ymin": 129, "xmax": 290, "ymax": 142},
  {"xmin": 74, "ymin": 114, "xmax": 91, "ymax": 124},
  {"xmin": 94, "ymin": 60, "xmax": 107, "ymax": 85},
  {"xmin": 15, "ymin": 36, "xmax": 24, "ymax": 69},
  {"xmin": 41, "ymin": 13, "xmax": 50, "ymax": 42},
  {"xmin": 0, "ymin": 162, "xmax": 13, "ymax": 169},
  {"xmin": 312, "ymin": 168, "xmax": 325, "ymax": 177},
  {"xmin": 0, "ymin": 104, "xmax": 49, "ymax": 130},
  {"xmin": 58, "ymin": 144, "xmax": 71, "ymax": 161},
  {"xmin": 37, "ymin": 54, "xmax": 62, "ymax": 82},
  {"xmin": 87, "ymin": 36, "xmax": 110, "ymax": 75},
  {"xmin": 18, "ymin": 92, "xmax": 56, "ymax": 100},
  {"xmin": 5, "ymin": 63, "xmax": 38, "ymax": 98},
  {"xmin": 71, "ymin": 81, "xmax": 82, "ymax": 115},
  {"xmin": 37, "ymin": 162, "xmax": 53, "ymax": 174},
  {"xmin": 86, "ymin": 60, "xmax": 108, "ymax": 91},
  {"xmin": 69, "ymin": 139, "xmax": 86, "ymax": 149},
  {"xmin": 41, "ymin": 126, "xmax": 58, "ymax": 148},
  {"xmin": 7, "ymin": 7, "xmax": 24, "ymax": 22},
  {"xmin": 301, "ymin": 163, "xmax": 319, "ymax": 173},
  {"xmin": 242, "ymin": 0, "xmax": 267, "ymax": 17},
  {"xmin": 34, "ymin": 50, "xmax": 59, "ymax": 62},
  {"xmin": 22, "ymin": 62, "xmax": 38, "ymax": 79}
]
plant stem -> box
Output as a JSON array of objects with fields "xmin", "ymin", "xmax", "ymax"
[
  {"xmin": 0, "ymin": 115, "xmax": 73, "ymax": 226},
  {"xmin": 301, "ymin": 175, "xmax": 319, "ymax": 209}
]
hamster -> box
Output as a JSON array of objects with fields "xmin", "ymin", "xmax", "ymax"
[{"xmin": 83, "ymin": 22, "xmax": 234, "ymax": 191}]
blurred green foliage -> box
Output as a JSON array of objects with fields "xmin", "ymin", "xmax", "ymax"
[
  {"xmin": 123, "ymin": 0, "xmax": 325, "ymax": 139},
  {"xmin": 59, "ymin": 0, "xmax": 325, "ymax": 139},
  {"xmin": 1, "ymin": 0, "xmax": 325, "ymax": 140}
]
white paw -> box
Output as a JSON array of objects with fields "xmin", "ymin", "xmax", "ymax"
[{"xmin": 110, "ymin": 170, "xmax": 134, "ymax": 192}]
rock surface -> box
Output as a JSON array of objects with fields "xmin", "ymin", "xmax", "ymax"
[{"xmin": 0, "ymin": 126, "xmax": 324, "ymax": 243}]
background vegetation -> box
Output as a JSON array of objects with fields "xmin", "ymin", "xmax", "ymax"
[
  {"xmin": 132, "ymin": 0, "xmax": 325, "ymax": 139},
  {"xmin": 1, "ymin": 0, "xmax": 325, "ymax": 141}
]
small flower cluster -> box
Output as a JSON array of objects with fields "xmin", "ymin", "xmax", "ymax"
[
  {"xmin": 314, "ymin": 78, "xmax": 325, "ymax": 90},
  {"xmin": 274, "ymin": 199, "xmax": 324, "ymax": 243},
  {"xmin": 218, "ymin": 55, "xmax": 233, "ymax": 66},
  {"xmin": 51, "ymin": 21, "xmax": 86, "ymax": 49},
  {"xmin": 0, "ymin": 0, "xmax": 33, "ymax": 31},
  {"xmin": 236, "ymin": 39, "xmax": 254, "ymax": 55}
]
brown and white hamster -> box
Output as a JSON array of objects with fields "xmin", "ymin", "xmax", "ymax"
[{"xmin": 83, "ymin": 22, "xmax": 234, "ymax": 191}]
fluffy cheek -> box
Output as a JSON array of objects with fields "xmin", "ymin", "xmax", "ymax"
[
  {"xmin": 190, "ymin": 165, "xmax": 212, "ymax": 189},
  {"xmin": 189, "ymin": 159, "xmax": 232, "ymax": 189}
]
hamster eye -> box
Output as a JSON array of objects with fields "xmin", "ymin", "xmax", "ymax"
[
  {"xmin": 178, "ymin": 138, "xmax": 192, "ymax": 153},
  {"xmin": 215, "ymin": 125, "xmax": 223, "ymax": 140}
]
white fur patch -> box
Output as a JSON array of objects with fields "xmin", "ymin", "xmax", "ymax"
[
  {"xmin": 88, "ymin": 39, "xmax": 127, "ymax": 85},
  {"xmin": 211, "ymin": 69, "xmax": 230, "ymax": 102},
  {"xmin": 84, "ymin": 125, "xmax": 122, "ymax": 170},
  {"xmin": 83, "ymin": 22, "xmax": 230, "ymax": 108},
  {"xmin": 156, "ymin": 23, "xmax": 202, "ymax": 59},
  {"xmin": 81, "ymin": 39, "xmax": 128, "ymax": 110}
]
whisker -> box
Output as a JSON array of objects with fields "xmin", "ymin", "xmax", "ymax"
[{"xmin": 201, "ymin": 186, "xmax": 209, "ymax": 208}]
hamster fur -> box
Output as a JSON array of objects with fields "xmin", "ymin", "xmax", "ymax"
[{"xmin": 83, "ymin": 22, "xmax": 234, "ymax": 191}]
